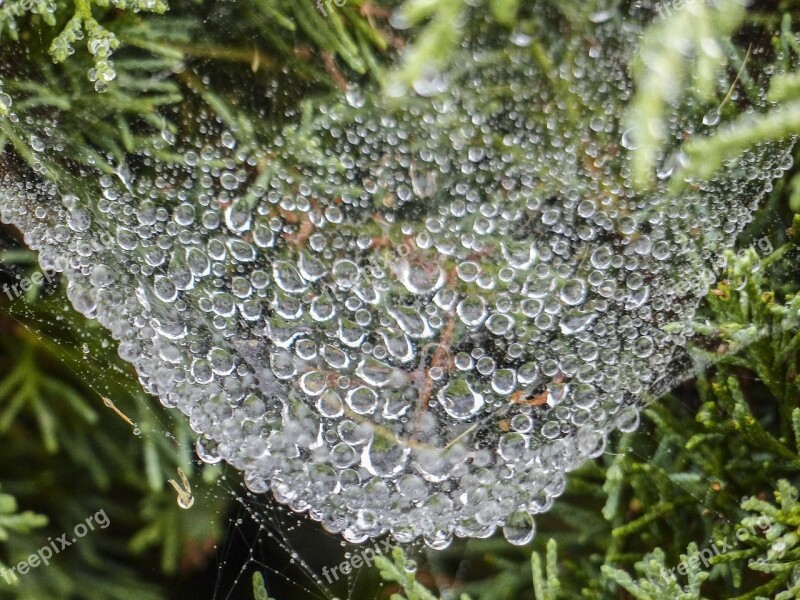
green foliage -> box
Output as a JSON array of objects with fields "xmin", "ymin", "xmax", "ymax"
[
  {"xmin": 387, "ymin": 0, "xmax": 471, "ymax": 93},
  {"xmin": 531, "ymin": 539, "xmax": 561, "ymax": 600},
  {"xmin": 252, "ymin": 572, "xmax": 275, "ymax": 600},
  {"xmin": 1, "ymin": 0, "xmax": 800, "ymax": 599},
  {"xmin": 0, "ymin": 489, "xmax": 47, "ymax": 585},
  {"xmin": 601, "ymin": 543, "xmax": 710, "ymax": 600},
  {"xmin": 365, "ymin": 217, "xmax": 800, "ymax": 598},
  {"xmin": 634, "ymin": 10, "xmax": 800, "ymax": 193},
  {"xmin": 374, "ymin": 547, "xmax": 439, "ymax": 600},
  {"xmin": 737, "ymin": 481, "xmax": 800, "ymax": 600},
  {"xmin": 0, "ymin": 253, "xmax": 228, "ymax": 598},
  {"xmin": 2, "ymin": 0, "xmax": 168, "ymax": 88},
  {"xmin": 627, "ymin": 0, "xmax": 747, "ymax": 189}
]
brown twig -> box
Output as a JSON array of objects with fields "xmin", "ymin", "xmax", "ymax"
[
  {"xmin": 279, "ymin": 204, "xmax": 317, "ymax": 247},
  {"xmin": 413, "ymin": 267, "xmax": 458, "ymax": 429},
  {"xmin": 359, "ymin": 3, "xmax": 390, "ymax": 18},
  {"xmin": 510, "ymin": 389, "xmax": 548, "ymax": 407},
  {"xmin": 322, "ymin": 52, "xmax": 348, "ymax": 93}
]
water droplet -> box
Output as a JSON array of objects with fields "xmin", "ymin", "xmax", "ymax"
[{"xmin": 438, "ymin": 378, "xmax": 484, "ymax": 420}]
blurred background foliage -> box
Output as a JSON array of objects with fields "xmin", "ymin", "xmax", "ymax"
[{"xmin": 2, "ymin": 0, "xmax": 800, "ymax": 598}]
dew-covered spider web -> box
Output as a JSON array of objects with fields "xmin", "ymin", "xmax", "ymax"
[
  {"xmin": 0, "ymin": 0, "xmax": 794, "ymax": 556},
  {"xmin": 0, "ymin": 275, "xmax": 789, "ymax": 600},
  {"xmin": 0, "ymin": 279, "xmax": 386, "ymax": 600},
  {"xmin": 0, "ymin": 248, "xmax": 507, "ymax": 600}
]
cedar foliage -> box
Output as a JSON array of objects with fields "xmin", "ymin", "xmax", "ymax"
[{"xmin": 1, "ymin": 0, "xmax": 800, "ymax": 599}]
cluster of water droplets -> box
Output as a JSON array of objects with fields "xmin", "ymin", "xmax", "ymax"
[{"xmin": 0, "ymin": 9, "xmax": 791, "ymax": 547}]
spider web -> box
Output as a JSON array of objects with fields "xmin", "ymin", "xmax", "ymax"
[
  {"xmin": 0, "ymin": 255, "xmax": 431, "ymax": 600},
  {"xmin": 0, "ymin": 170, "xmax": 793, "ymax": 600},
  {"xmin": 0, "ymin": 0, "xmax": 795, "ymax": 596}
]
